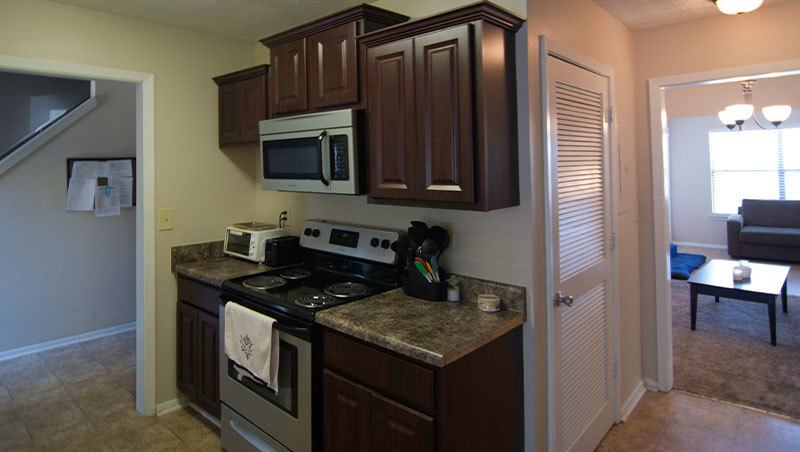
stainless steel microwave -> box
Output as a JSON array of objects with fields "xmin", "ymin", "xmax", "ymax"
[{"xmin": 259, "ymin": 109, "xmax": 360, "ymax": 194}]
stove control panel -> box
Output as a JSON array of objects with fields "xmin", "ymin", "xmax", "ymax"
[{"xmin": 300, "ymin": 220, "xmax": 401, "ymax": 265}]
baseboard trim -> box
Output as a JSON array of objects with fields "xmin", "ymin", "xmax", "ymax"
[
  {"xmin": 643, "ymin": 378, "xmax": 660, "ymax": 391},
  {"xmin": 156, "ymin": 397, "xmax": 189, "ymax": 416},
  {"xmin": 189, "ymin": 402, "xmax": 221, "ymax": 428},
  {"xmin": 0, "ymin": 321, "xmax": 136, "ymax": 363},
  {"xmin": 621, "ymin": 380, "xmax": 646, "ymax": 422},
  {"xmin": 672, "ymin": 241, "xmax": 727, "ymax": 250}
]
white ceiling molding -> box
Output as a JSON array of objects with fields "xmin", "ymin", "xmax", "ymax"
[
  {"xmin": 594, "ymin": 0, "xmax": 792, "ymax": 30},
  {"xmin": 51, "ymin": 0, "xmax": 377, "ymax": 41}
]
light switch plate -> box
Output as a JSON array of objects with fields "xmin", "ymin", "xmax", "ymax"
[{"xmin": 159, "ymin": 208, "xmax": 174, "ymax": 231}]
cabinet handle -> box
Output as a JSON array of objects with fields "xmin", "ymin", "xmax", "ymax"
[{"xmin": 317, "ymin": 130, "xmax": 329, "ymax": 186}]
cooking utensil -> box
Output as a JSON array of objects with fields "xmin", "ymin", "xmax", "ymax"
[
  {"xmin": 429, "ymin": 226, "xmax": 449, "ymax": 255},
  {"xmin": 430, "ymin": 255, "xmax": 440, "ymax": 282},
  {"xmin": 419, "ymin": 238, "xmax": 439, "ymax": 259},
  {"xmin": 413, "ymin": 261, "xmax": 433, "ymax": 283},
  {"xmin": 408, "ymin": 221, "xmax": 429, "ymax": 245}
]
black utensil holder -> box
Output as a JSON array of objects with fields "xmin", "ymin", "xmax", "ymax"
[{"xmin": 402, "ymin": 267, "xmax": 447, "ymax": 301}]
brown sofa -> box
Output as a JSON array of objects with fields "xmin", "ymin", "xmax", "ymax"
[{"xmin": 727, "ymin": 199, "xmax": 800, "ymax": 263}]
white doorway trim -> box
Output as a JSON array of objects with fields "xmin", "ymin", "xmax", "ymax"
[
  {"xmin": 647, "ymin": 59, "xmax": 800, "ymax": 392},
  {"xmin": 539, "ymin": 35, "xmax": 621, "ymax": 451},
  {"xmin": 0, "ymin": 54, "xmax": 157, "ymax": 415}
]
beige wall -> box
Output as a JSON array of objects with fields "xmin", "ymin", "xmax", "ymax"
[
  {"xmin": 635, "ymin": 0, "xmax": 800, "ymax": 382},
  {"xmin": 0, "ymin": 79, "xmax": 136, "ymax": 352},
  {"xmin": 0, "ymin": 0, "xmax": 298, "ymax": 405},
  {"xmin": 666, "ymin": 74, "xmax": 800, "ymax": 118}
]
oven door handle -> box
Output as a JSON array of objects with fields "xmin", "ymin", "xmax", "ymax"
[
  {"xmin": 275, "ymin": 323, "xmax": 310, "ymax": 335},
  {"xmin": 316, "ymin": 130, "xmax": 330, "ymax": 186}
]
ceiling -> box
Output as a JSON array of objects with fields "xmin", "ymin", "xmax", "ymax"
[
  {"xmin": 594, "ymin": 0, "xmax": 793, "ymax": 30},
  {"xmin": 50, "ymin": 0, "xmax": 377, "ymax": 41}
]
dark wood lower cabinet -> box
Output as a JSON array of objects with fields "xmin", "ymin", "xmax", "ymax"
[
  {"xmin": 323, "ymin": 370, "xmax": 371, "ymax": 452},
  {"xmin": 323, "ymin": 327, "xmax": 523, "ymax": 451},
  {"xmin": 176, "ymin": 276, "xmax": 221, "ymax": 418},
  {"xmin": 372, "ymin": 393, "xmax": 433, "ymax": 452}
]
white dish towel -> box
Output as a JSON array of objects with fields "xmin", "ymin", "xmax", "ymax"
[{"xmin": 224, "ymin": 302, "xmax": 280, "ymax": 391}]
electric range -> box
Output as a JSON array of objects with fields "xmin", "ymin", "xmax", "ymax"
[{"xmin": 219, "ymin": 220, "xmax": 402, "ymax": 452}]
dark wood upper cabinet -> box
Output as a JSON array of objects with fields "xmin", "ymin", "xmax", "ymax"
[
  {"xmin": 414, "ymin": 25, "xmax": 474, "ymax": 204},
  {"xmin": 361, "ymin": 2, "xmax": 524, "ymax": 211},
  {"xmin": 366, "ymin": 39, "xmax": 416, "ymax": 199},
  {"xmin": 270, "ymin": 39, "xmax": 308, "ymax": 115},
  {"xmin": 260, "ymin": 5, "xmax": 409, "ymax": 118},
  {"xmin": 308, "ymin": 22, "xmax": 359, "ymax": 109},
  {"xmin": 212, "ymin": 65, "xmax": 269, "ymax": 148}
]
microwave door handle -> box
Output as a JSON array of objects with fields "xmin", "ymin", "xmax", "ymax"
[{"xmin": 316, "ymin": 131, "xmax": 330, "ymax": 186}]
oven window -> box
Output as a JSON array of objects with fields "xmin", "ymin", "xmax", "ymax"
[
  {"xmin": 225, "ymin": 232, "xmax": 251, "ymax": 255},
  {"xmin": 228, "ymin": 340, "xmax": 299, "ymax": 417},
  {"xmin": 262, "ymin": 137, "xmax": 320, "ymax": 180}
]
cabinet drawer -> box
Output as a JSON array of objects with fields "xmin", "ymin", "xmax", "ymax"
[
  {"xmin": 323, "ymin": 331, "xmax": 434, "ymax": 413},
  {"xmin": 177, "ymin": 276, "xmax": 220, "ymax": 315}
]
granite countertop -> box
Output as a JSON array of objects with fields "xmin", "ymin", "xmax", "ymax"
[
  {"xmin": 316, "ymin": 288, "xmax": 524, "ymax": 367},
  {"xmin": 174, "ymin": 257, "xmax": 269, "ymax": 288}
]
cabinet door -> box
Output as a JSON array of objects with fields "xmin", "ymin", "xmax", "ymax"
[
  {"xmin": 196, "ymin": 310, "xmax": 220, "ymax": 418},
  {"xmin": 176, "ymin": 302, "xmax": 198, "ymax": 399},
  {"xmin": 218, "ymin": 83, "xmax": 240, "ymax": 146},
  {"xmin": 238, "ymin": 75, "xmax": 267, "ymax": 143},
  {"xmin": 367, "ymin": 39, "xmax": 417, "ymax": 199},
  {"xmin": 414, "ymin": 25, "xmax": 475, "ymax": 203},
  {"xmin": 372, "ymin": 393, "xmax": 433, "ymax": 452},
  {"xmin": 270, "ymin": 39, "xmax": 308, "ymax": 115},
  {"xmin": 308, "ymin": 22, "xmax": 358, "ymax": 109},
  {"xmin": 324, "ymin": 370, "xmax": 371, "ymax": 452}
]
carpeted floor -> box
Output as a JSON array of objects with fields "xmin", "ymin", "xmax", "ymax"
[{"xmin": 672, "ymin": 279, "xmax": 800, "ymax": 419}]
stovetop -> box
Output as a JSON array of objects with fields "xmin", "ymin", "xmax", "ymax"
[{"xmin": 221, "ymin": 261, "xmax": 400, "ymax": 322}]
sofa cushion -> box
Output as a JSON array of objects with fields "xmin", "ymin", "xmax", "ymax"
[
  {"xmin": 741, "ymin": 199, "xmax": 800, "ymax": 228},
  {"xmin": 740, "ymin": 225, "xmax": 800, "ymax": 247}
]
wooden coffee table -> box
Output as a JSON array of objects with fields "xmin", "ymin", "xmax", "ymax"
[{"xmin": 687, "ymin": 259, "xmax": 790, "ymax": 346}]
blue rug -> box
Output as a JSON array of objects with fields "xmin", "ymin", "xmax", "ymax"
[{"xmin": 670, "ymin": 244, "xmax": 706, "ymax": 280}]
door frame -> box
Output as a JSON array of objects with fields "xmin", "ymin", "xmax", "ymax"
[
  {"xmin": 647, "ymin": 59, "xmax": 800, "ymax": 391},
  {"xmin": 539, "ymin": 36, "xmax": 621, "ymax": 451},
  {"xmin": 0, "ymin": 54, "xmax": 157, "ymax": 415}
]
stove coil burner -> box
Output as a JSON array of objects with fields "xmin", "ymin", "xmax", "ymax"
[
  {"xmin": 242, "ymin": 276, "xmax": 288, "ymax": 291},
  {"xmin": 294, "ymin": 294, "xmax": 336, "ymax": 308},
  {"xmin": 280, "ymin": 268, "xmax": 313, "ymax": 280},
  {"xmin": 324, "ymin": 282, "xmax": 369, "ymax": 299}
]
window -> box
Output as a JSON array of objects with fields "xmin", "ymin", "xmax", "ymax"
[{"xmin": 709, "ymin": 127, "xmax": 800, "ymax": 215}]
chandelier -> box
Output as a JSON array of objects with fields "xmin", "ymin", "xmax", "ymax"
[{"xmin": 717, "ymin": 80, "xmax": 792, "ymax": 131}]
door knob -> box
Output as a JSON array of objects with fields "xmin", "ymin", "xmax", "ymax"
[{"xmin": 554, "ymin": 291, "xmax": 574, "ymax": 307}]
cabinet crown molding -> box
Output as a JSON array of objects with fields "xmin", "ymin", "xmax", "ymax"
[
  {"xmin": 358, "ymin": 1, "xmax": 525, "ymax": 47},
  {"xmin": 212, "ymin": 64, "xmax": 269, "ymax": 86},
  {"xmin": 260, "ymin": 4, "xmax": 409, "ymax": 48}
]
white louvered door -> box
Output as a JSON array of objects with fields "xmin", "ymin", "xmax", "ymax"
[{"xmin": 546, "ymin": 55, "xmax": 614, "ymax": 452}]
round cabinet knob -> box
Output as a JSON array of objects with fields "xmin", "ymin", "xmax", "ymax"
[
  {"xmin": 312, "ymin": 229, "xmax": 321, "ymax": 238},
  {"xmin": 380, "ymin": 239, "xmax": 391, "ymax": 249},
  {"xmin": 370, "ymin": 238, "xmax": 380, "ymax": 247},
  {"xmin": 304, "ymin": 228, "xmax": 313, "ymax": 236}
]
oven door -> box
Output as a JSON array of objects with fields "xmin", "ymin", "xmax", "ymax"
[
  {"xmin": 219, "ymin": 304, "xmax": 312, "ymax": 452},
  {"xmin": 260, "ymin": 127, "xmax": 357, "ymax": 194}
]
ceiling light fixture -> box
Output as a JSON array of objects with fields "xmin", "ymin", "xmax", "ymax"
[
  {"xmin": 718, "ymin": 80, "xmax": 792, "ymax": 131},
  {"xmin": 713, "ymin": 0, "xmax": 764, "ymax": 15}
]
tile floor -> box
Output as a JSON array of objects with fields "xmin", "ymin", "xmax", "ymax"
[
  {"xmin": 597, "ymin": 390, "xmax": 800, "ymax": 451},
  {"xmin": 0, "ymin": 330, "xmax": 221, "ymax": 451}
]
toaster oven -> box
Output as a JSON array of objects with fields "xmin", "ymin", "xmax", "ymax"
[{"xmin": 224, "ymin": 222, "xmax": 287, "ymax": 263}]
